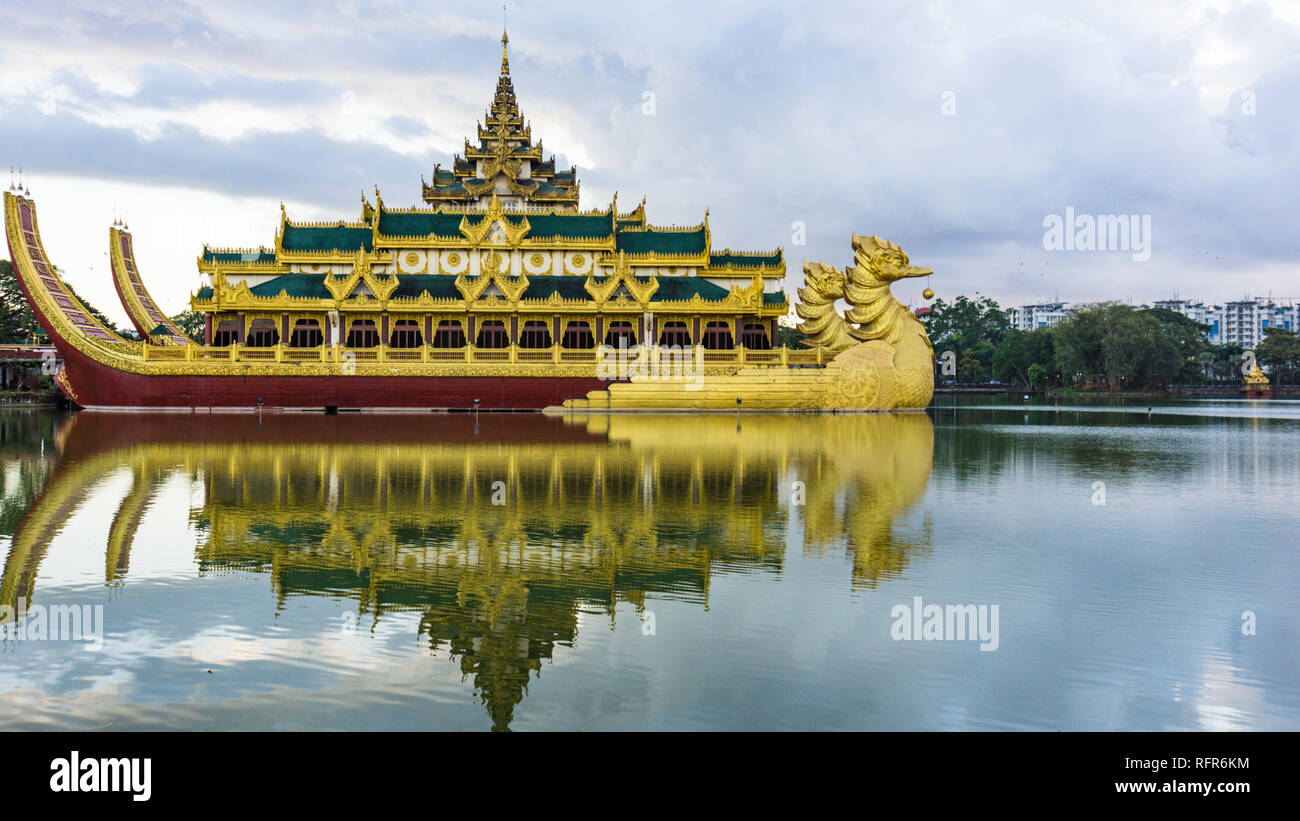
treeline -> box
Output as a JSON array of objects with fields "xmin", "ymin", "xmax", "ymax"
[{"xmin": 919, "ymin": 295, "xmax": 1300, "ymax": 389}]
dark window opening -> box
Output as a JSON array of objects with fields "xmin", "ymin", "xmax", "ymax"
[
  {"xmin": 604, "ymin": 320, "xmax": 637, "ymax": 349},
  {"xmin": 741, "ymin": 323, "xmax": 771, "ymax": 350},
  {"xmin": 519, "ymin": 320, "xmax": 553, "ymax": 349},
  {"xmin": 347, "ymin": 320, "xmax": 379, "ymax": 348},
  {"xmin": 702, "ymin": 321, "xmax": 734, "ymax": 350},
  {"xmin": 432, "ymin": 320, "xmax": 466, "ymax": 348},
  {"xmin": 289, "ymin": 319, "xmax": 323, "ymax": 348},
  {"xmin": 476, "ymin": 320, "xmax": 509, "ymax": 349},
  {"xmin": 390, "ymin": 319, "xmax": 423, "ymax": 348},
  {"xmin": 246, "ymin": 318, "xmax": 279, "ymax": 347},
  {"xmin": 562, "ymin": 321, "xmax": 595, "ymax": 349},
  {"xmin": 213, "ymin": 320, "xmax": 240, "ymax": 347},
  {"xmin": 658, "ymin": 321, "xmax": 692, "ymax": 348}
]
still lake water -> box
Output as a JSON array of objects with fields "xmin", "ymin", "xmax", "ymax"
[{"xmin": 0, "ymin": 398, "xmax": 1296, "ymax": 731}]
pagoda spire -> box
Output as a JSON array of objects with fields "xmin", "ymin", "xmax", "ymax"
[
  {"xmin": 421, "ymin": 26, "xmax": 580, "ymax": 209},
  {"xmin": 489, "ymin": 27, "xmax": 520, "ymax": 123}
]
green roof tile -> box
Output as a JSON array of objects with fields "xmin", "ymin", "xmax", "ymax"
[
  {"xmin": 523, "ymin": 213, "xmax": 611, "ymax": 239},
  {"xmin": 392, "ymin": 275, "xmax": 463, "ymax": 299},
  {"xmin": 249, "ymin": 274, "xmax": 330, "ymax": 298},
  {"xmin": 281, "ymin": 224, "xmax": 373, "ymax": 253},
  {"xmin": 615, "ymin": 227, "xmax": 706, "ymax": 256},
  {"xmin": 709, "ymin": 251, "xmax": 783, "ymax": 268},
  {"xmin": 649, "ymin": 277, "xmax": 728, "ymax": 301},
  {"xmin": 203, "ymin": 249, "xmax": 276, "ymax": 264},
  {"xmin": 519, "ymin": 275, "xmax": 592, "ymax": 300},
  {"xmin": 378, "ymin": 211, "xmax": 464, "ymax": 238}
]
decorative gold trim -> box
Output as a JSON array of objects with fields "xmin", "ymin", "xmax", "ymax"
[{"xmin": 110, "ymin": 227, "xmax": 193, "ymax": 345}]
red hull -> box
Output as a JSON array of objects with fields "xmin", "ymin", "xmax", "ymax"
[{"xmin": 55, "ymin": 341, "xmax": 611, "ymax": 409}]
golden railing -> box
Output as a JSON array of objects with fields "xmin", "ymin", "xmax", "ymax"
[{"xmin": 137, "ymin": 343, "xmax": 831, "ymax": 368}]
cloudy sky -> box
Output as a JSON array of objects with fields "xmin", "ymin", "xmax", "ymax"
[{"xmin": 1, "ymin": 0, "xmax": 1297, "ymax": 326}]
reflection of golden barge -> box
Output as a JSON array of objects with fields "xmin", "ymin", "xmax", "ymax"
[
  {"xmin": 3, "ymin": 31, "xmax": 934, "ymax": 411},
  {"xmin": 3, "ymin": 411, "xmax": 933, "ymax": 730}
]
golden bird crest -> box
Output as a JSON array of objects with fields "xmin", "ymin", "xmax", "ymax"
[{"xmin": 796, "ymin": 233, "xmax": 933, "ymax": 350}]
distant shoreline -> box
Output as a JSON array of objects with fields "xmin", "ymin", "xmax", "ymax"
[{"xmin": 933, "ymin": 384, "xmax": 1298, "ymax": 399}]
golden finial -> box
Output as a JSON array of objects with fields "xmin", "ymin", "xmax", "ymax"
[{"xmin": 500, "ymin": 10, "xmax": 510, "ymax": 74}]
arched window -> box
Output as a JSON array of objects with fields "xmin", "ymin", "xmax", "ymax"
[
  {"xmin": 658, "ymin": 321, "xmax": 692, "ymax": 348},
  {"xmin": 246, "ymin": 318, "xmax": 279, "ymax": 347},
  {"xmin": 702, "ymin": 321, "xmax": 734, "ymax": 350},
  {"xmin": 213, "ymin": 320, "xmax": 240, "ymax": 347},
  {"xmin": 476, "ymin": 320, "xmax": 509, "ymax": 349},
  {"xmin": 432, "ymin": 320, "xmax": 466, "ymax": 348},
  {"xmin": 604, "ymin": 320, "xmax": 637, "ymax": 349},
  {"xmin": 562, "ymin": 321, "xmax": 595, "ymax": 349},
  {"xmin": 519, "ymin": 320, "xmax": 553, "ymax": 348},
  {"xmin": 289, "ymin": 319, "xmax": 323, "ymax": 348},
  {"xmin": 740, "ymin": 323, "xmax": 771, "ymax": 350},
  {"xmin": 390, "ymin": 319, "xmax": 423, "ymax": 348},
  {"xmin": 347, "ymin": 319, "xmax": 379, "ymax": 348}
]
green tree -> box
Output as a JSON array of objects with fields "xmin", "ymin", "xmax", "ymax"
[
  {"xmin": 993, "ymin": 328, "xmax": 1029, "ymax": 385},
  {"xmin": 1054, "ymin": 302, "xmax": 1194, "ymax": 390},
  {"xmin": 1100, "ymin": 308, "xmax": 1178, "ymax": 390},
  {"xmin": 0, "ymin": 259, "xmax": 40, "ymax": 343},
  {"xmin": 1141, "ymin": 307, "xmax": 1211, "ymax": 385},
  {"xmin": 1053, "ymin": 303, "xmax": 1114, "ymax": 385},
  {"xmin": 1208, "ymin": 343, "xmax": 1245, "ymax": 383},
  {"xmin": 170, "ymin": 310, "xmax": 206, "ymax": 343},
  {"xmin": 1257, "ymin": 327, "xmax": 1300, "ymax": 385},
  {"xmin": 1024, "ymin": 327, "xmax": 1058, "ymax": 385},
  {"xmin": 1027, "ymin": 362, "xmax": 1047, "ymax": 390},
  {"xmin": 921, "ymin": 295, "xmax": 1010, "ymax": 383}
]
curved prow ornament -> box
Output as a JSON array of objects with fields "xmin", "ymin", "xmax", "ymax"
[{"xmin": 795, "ymin": 233, "xmax": 935, "ymax": 409}]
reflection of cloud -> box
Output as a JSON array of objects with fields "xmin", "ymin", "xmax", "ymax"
[
  {"xmin": 0, "ymin": 621, "xmax": 489, "ymax": 730},
  {"xmin": 181, "ymin": 616, "xmax": 422, "ymax": 672},
  {"xmin": 1195, "ymin": 654, "xmax": 1270, "ymax": 731}
]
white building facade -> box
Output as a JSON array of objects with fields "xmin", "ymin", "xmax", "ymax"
[
  {"xmin": 1007, "ymin": 302, "xmax": 1072, "ymax": 332},
  {"xmin": 1150, "ymin": 298, "xmax": 1296, "ymax": 348}
]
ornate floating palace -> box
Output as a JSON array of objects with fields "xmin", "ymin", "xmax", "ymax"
[{"xmin": 3, "ymin": 31, "xmax": 935, "ymax": 411}]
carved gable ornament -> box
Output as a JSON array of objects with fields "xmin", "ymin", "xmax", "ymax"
[
  {"xmin": 459, "ymin": 192, "xmax": 529, "ymax": 247},
  {"xmin": 584, "ymin": 249, "xmax": 659, "ymax": 306}
]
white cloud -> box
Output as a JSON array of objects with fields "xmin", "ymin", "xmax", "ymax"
[{"xmin": 1, "ymin": 0, "xmax": 1297, "ymax": 312}]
